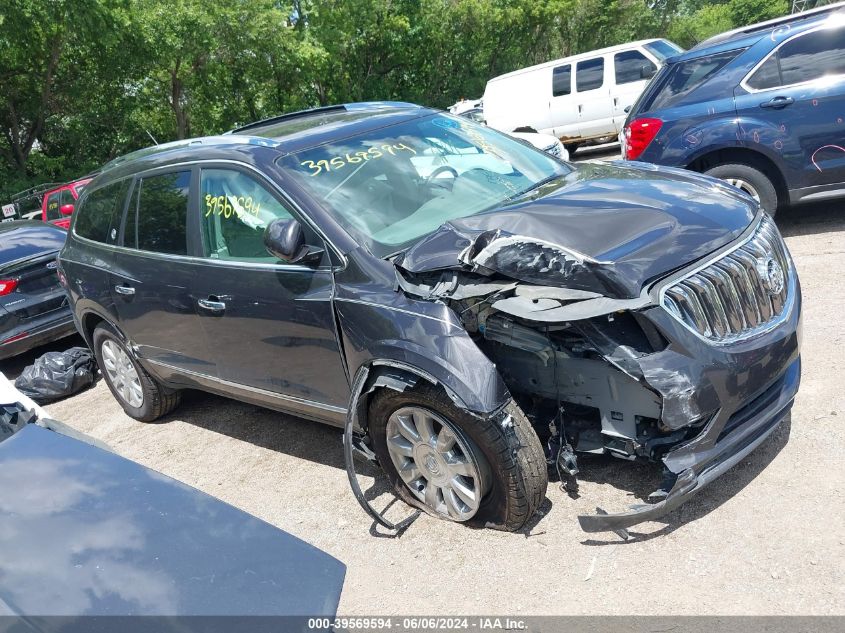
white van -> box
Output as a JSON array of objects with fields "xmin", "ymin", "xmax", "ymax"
[{"xmin": 482, "ymin": 39, "xmax": 683, "ymax": 152}]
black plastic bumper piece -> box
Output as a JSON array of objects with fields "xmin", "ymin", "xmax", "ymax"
[{"xmin": 578, "ymin": 357, "xmax": 801, "ymax": 534}]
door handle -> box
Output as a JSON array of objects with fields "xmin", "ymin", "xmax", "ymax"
[
  {"xmin": 760, "ymin": 96, "xmax": 794, "ymax": 109},
  {"xmin": 198, "ymin": 297, "xmax": 226, "ymax": 312},
  {"xmin": 578, "ymin": 104, "xmax": 583, "ymax": 114},
  {"xmin": 114, "ymin": 284, "xmax": 135, "ymax": 296}
]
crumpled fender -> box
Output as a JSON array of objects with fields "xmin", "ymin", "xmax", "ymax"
[{"xmin": 333, "ymin": 252, "xmax": 510, "ymax": 417}]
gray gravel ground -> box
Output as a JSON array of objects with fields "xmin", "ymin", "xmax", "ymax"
[{"xmin": 2, "ymin": 150, "xmax": 843, "ymax": 615}]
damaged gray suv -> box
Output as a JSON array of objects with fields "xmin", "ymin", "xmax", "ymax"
[{"xmin": 59, "ymin": 102, "xmax": 801, "ymax": 533}]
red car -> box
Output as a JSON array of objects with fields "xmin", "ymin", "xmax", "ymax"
[{"xmin": 40, "ymin": 178, "xmax": 92, "ymax": 229}]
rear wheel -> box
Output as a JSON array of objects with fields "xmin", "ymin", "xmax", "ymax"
[
  {"xmin": 93, "ymin": 323, "xmax": 181, "ymax": 422},
  {"xmin": 369, "ymin": 384, "xmax": 547, "ymax": 531},
  {"xmin": 704, "ymin": 163, "xmax": 779, "ymax": 215}
]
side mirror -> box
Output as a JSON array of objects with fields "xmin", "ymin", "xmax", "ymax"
[
  {"xmin": 59, "ymin": 203, "xmax": 75, "ymax": 216},
  {"xmin": 263, "ymin": 218, "xmax": 324, "ymax": 265},
  {"xmin": 640, "ymin": 64, "xmax": 656, "ymax": 80}
]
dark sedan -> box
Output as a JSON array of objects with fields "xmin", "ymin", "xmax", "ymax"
[
  {"xmin": 0, "ymin": 221, "xmax": 76, "ymax": 360},
  {"xmin": 59, "ymin": 102, "xmax": 801, "ymax": 534}
]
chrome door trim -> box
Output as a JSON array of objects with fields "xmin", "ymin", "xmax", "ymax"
[{"xmin": 146, "ymin": 359, "xmax": 347, "ymax": 415}]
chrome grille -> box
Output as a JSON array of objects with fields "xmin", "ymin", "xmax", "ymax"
[{"xmin": 661, "ymin": 216, "xmax": 791, "ymax": 342}]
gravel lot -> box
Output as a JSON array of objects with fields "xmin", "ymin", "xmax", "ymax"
[{"xmin": 2, "ymin": 148, "xmax": 843, "ymax": 615}]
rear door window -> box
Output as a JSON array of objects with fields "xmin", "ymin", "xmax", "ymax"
[
  {"xmin": 552, "ymin": 64, "xmax": 572, "ymax": 96},
  {"xmin": 747, "ymin": 26, "xmax": 845, "ymax": 90},
  {"xmin": 200, "ymin": 168, "xmax": 299, "ymax": 263},
  {"xmin": 44, "ymin": 192, "xmax": 61, "ymax": 221},
  {"xmin": 128, "ymin": 171, "xmax": 190, "ymax": 255},
  {"xmin": 576, "ymin": 57, "xmax": 604, "ymax": 92},
  {"xmin": 74, "ymin": 180, "xmax": 130, "ymax": 244},
  {"xmin": 615, "ymin": 50, "xmax": 656, "ymax": 84}
]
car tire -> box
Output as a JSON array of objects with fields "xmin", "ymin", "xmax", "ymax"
[
  {"xmin": 704, "ymin": 163, "xmax": 779, "ymax": 215},
  {"xmin": 92, "ymin": 323, "xmax": 181, "ymax": 422},
  {"xmin": 564, "ymin": 142, "xmax": 580, "ymax": 155},
  {"xmin": 369, "ymin": 383, "xmax": 547, "ymax": 532}
]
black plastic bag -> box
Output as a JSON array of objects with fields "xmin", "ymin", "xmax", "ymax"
[{"xmin": 14, "ymin": 347, "xmax": 98, "ymax": 404}]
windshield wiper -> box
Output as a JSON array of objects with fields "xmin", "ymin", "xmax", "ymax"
[{"xmin": 504, "ymin": 172, "xmax": 569, "ymax": 204}]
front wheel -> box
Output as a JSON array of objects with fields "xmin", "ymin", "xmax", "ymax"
[
  {"xmin": 369, "ymin": 384, "xmax": 548, "ymax": 531},
  {"xmin": 704, "ymin": 163, "xmax": 779, "ymax": 215}
]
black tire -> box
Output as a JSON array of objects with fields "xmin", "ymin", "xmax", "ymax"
[
  {"xmin": 92, "ymin": 323, "xmax": 181, "ymax": 422},
  {"xmin": 704, "ymin": 163, "xmax": 779, "ymax": 215},
  {"xmin": 369, "ymin": 384, "xmax": 547, "ymax": 532},
  {"xmin": 564, "ymin": 142, "xmax": 580, "ymax": 155}
]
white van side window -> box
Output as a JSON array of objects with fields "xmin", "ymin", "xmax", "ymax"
[
  {"xmin": 576, "ymin": 57, "xmax": 604, "ymax": 91},
  {"xmin": 552, "ymin": 64, "xmax": 572, "ymax": 97},
  {"xmin": 614, "ymin": 50, "xmax": 656, "ymax": 84}
]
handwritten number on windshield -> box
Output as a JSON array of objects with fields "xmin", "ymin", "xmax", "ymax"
[{"xmin": 300, "ymin": 144, "xmax": 417, "ymax": 176}]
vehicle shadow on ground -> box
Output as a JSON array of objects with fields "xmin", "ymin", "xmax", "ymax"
[
  {"xmin": 777, "ymin": 202, "xmax": 845, "ymax": 237},
  {"xmin": 168, "ymin": 390, "xmax": 558, "ymax": 539},
  {"xmin": 167, "ymin": 390, "xmax": 418, "ymax": 535},
  {"xmin": 577, "ymin": 414, "xmax": 792, "ymax": 545},
  {"xmin": 165, "ymin": 389, "xmax": 350, "ymax": 470}
]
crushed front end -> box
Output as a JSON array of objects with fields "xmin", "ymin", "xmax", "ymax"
[{"xmin": 395, "ymin": 212, "xmax": 801, "ymax": 533}]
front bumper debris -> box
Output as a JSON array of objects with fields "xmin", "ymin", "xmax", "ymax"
[{"xmin": 578, "ymin": 357, "xmax": 800, "ymax": 534}]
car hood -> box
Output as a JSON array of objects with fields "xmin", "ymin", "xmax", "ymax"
[{"xmin": 396, "ymin": 161, "xmax": 757, "ymax": 298}]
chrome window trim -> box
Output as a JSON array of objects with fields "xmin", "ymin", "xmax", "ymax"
[
  {"xmin": 739, "ymin": 21, "xmax": 845, "ymax": 94},
  {"xmin": 70, "ymin": 233, "xmax": 334, "ymax": 274},
  {"xmin": 652, "ymin": 211, "xmax": 797, "ymax": 346},
  {"xmin": 146, "ymin": 359, "xmax": 347, "ymax": 415},
  {"xmin": 72, "ymin": 158, "xmax": 348, "ymax": 270}
]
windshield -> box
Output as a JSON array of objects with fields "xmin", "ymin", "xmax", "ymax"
[
  {"xmin": 643, "ymin": 40, "xmax": 684, "ymax": 61},
  {"xmin": 276, "ymin": 113, "xmax": 569, "ymax": 257}
]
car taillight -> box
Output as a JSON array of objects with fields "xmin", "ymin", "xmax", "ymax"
[
  {"xmin": 0, "ymin": 279, "xmax": 19, "ymax": 296},
  {"xmin": 624, "ymin": 118, "xmax": 663, "ymax": 160}
]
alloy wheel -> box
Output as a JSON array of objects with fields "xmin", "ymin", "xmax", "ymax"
[
  {"xmin": 385, "ymin": 406, "xmax": 491, "ymax": 521},
  {"xmin": 724, "ymin": 178, "xmax": 761, "ymax": 203},
  {"xmin": 101, "ymin": 340, "xmax": 144, "ymax": 408}
]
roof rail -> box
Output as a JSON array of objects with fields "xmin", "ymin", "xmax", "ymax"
[
  {"xmin": 698, "ymin": 0, "xmax": 845, "ymax": 47},
  {"xmin": 9, "ymin": 183, "xmax": 63, "ymax": 202},
  {"xmin": 229, "ymin": 102, "xmax": 421, "ymax": 134},
  {"xmin": 231, "ymin": 105, "xmax": 347, "ymax": 134}
]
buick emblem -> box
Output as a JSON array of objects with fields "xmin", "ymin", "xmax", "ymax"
[{"xmin": 756, "ymin": 257, "xmax": 785, "ymax": 295}]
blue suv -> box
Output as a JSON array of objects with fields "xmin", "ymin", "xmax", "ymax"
[{"xmin": 623, "ymin": 4, "xmax": 845, "ymax": 214}]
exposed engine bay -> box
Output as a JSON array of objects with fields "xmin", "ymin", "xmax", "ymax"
[{"xmin": 394, "ymin": 265, "xmax": 706, "ymax": 502}]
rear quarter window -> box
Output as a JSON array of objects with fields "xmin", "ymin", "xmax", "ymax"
[
  {"xmin": 74, "ymin": 180, "xmax": 130, "ymax": 244},
  {"xmin": 639, "ymin": 48, "xmax": 744, "ymax": 111}
]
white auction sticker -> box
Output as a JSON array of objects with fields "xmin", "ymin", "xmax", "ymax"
[{"xmin": 2, "ymin": 203, "xmax": 15, "ymax": 218}]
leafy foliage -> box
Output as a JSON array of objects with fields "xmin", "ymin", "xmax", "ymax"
[{"xmin": 1, "ymin": 0, "xmax": 790, "ymax": 199}]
